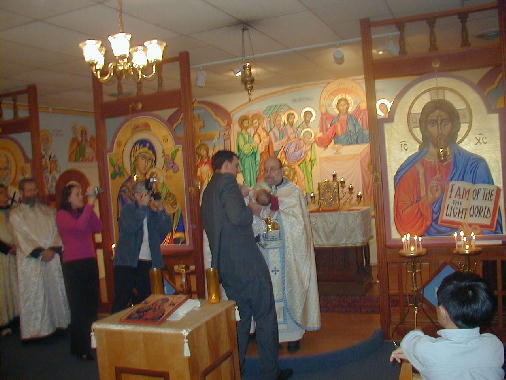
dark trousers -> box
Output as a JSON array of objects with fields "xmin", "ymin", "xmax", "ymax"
[
  {"xmin": 111, "ymin": 261, "xmax": 152, "ymax": 313},
  {"xmin": 62, "ymin": 258, "xmax": 99, "ymax": 356},
  {"xmin": 223, "ymin": 275, "xmax": 280, "ymax": 380}
]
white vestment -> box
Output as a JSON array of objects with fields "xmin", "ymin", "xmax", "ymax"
[
  {"xmin": 0, "ymin": 207, "xmax": 19, "ymax": 326},
  {"xmin": 9, "ymin": 203, "xmax": 70, "ymax": 339},
  {"xmin": 258, "ymin": 178, "xmax": 320, "ymax": 342}
]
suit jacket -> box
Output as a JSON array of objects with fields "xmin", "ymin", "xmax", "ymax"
[
  {"xmin": 201, "ymin": 173, "xmax": 270, "ymax": 288},
  {"xmin": 114, "ymin": 202, "xmax": 172, "ymax": 269}
]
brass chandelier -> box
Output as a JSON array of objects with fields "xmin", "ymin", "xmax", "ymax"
[
  {"xmin": 79, "ymin": 0, "xmax": 166, "ymax": 83},
  {"xmin": 240, "ymin": 25, "xmax": 255, "ymax": 100}
]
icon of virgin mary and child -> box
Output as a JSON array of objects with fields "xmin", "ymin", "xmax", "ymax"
[{"xmin": 117, "ymin": 138, "xmax": 185, "ymax": 244}]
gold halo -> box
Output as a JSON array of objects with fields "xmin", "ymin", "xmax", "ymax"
[
  {"xmin": 406, "ymin": 87, "xmax": 472, "ymax": 145},
  {"xmin": 332, "ymin": 94, "xmax": 354, "ymax": 114},
  {"xmin": 300, "ymin": 107, "xmax": 316, "ymax": 123},
  {"xmin": 40, "ymin": 129, "xmax": 52, "ymax": 148},
  {"xmin": 376, "ymin": 98, "xmax": 393, "ymax": 117},
  {"xmin": 282, "ymin": 110, "xmax": 298, "ymax": 125},
  {"xmin": 0, "ymin": 150, "xmax": 15, "ymax": 186},
  {"xmin": 123, "ymin": 132, "xmax": 164, "ymax": 175}
]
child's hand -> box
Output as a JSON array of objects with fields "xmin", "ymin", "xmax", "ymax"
[
  {"xmin": 389, "ymin": 347, "xmax": 407, "ymax": 363},
  {"xmin": 239, "ymin": 184, "xmax": 250, "ymax": 197}
]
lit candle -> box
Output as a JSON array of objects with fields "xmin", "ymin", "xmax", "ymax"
[
  {"xmin": 401, "ymin": 236, "xmax": 406, "ymax": 251},
  {"xmin": 459, "ymin": 230, "xmax": 464, "ymax": 248},
  {"xmin": 410, "ymin": 245, "xmax": 415, "ymax": 253},
  {"xmin": 465, "ymin": 243, "xmax": 470, "ymax": 252},
  {"xmin": 419, "ymin": 236, "xmax": 422, "ymax": 250},
  {"xmin": 453, "ymin": 232, "xmax": 458, "ymax": 249},
  {"xmin": 414, "ymin": 235, "xmax": 418, "ymax": 251},
  {"xmin": 332, "ymin": 171, "xmax": 337, "ymax": 181},
  {"xmin": 470, "ymin": 232, "xmax": 475, "ymax": 248}
]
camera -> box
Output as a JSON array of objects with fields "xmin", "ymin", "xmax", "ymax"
[
  {"xmin": 144, "ymin": 177, "xmax": 161, "ymax": 201},
  {"xmin": 93, "ymin": 186, "xmax": 103, "ymax": 196}
]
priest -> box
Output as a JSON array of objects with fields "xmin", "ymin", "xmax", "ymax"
[
  {"xmin": 9, "ymin": 178, "xmax": 70, "ymax": 340},
  {"xmin": 0, "ymin": 184, "xmax": 18, "ymax": 332},
  {"xmin": 258, "ymin": 157, "xmax": 321, "ymax": 352}
]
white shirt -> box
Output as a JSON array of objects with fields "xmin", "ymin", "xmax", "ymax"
[
  {"xmin": 138, "ymin": 217, "xmax": 151, "ymax": 261},
  {"xmin": 401, "ymin": 328, "xmax": 504, "ymax": 380}
]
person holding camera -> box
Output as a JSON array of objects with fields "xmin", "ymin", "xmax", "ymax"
[
  {"xmin": 111, "ymin": 180, "xmax": 172, "ymax": 313},
  {"xmin": 56, "ymin": 183, "xmax": 102, "ymax": 360}
]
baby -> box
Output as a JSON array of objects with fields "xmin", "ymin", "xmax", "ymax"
[
  {"xmin": 240, "ymin": 184, "xmax": 278, "ymax": 239},
  {"xmin": 254, "ymin": 188, "xmax": 272, "ymax": 207}
]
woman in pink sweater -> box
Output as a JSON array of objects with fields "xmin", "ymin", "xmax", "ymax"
[{"xmin": 56, "ymin": 183, "xmax": 102, "ymax": 360}]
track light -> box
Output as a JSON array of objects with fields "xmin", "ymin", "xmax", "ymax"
[
  {"xmin": 333, "ymin": 49, "xmax": 344, "ymax": 65},
  {"xmin": 196, "ymin": 69, "xmax": 207, "ymax": 87}
]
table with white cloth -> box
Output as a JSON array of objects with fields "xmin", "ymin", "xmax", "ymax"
[{"xmin": 309, "ymin": 206, "xmax": 373, "ymax": 295}]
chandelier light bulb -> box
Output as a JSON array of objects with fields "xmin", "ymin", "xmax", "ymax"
[
  {"xmin": 108, "ymin": 32, "xmax": 131, "ymax": 58},
  {"xmin": 130, "ymin": 46, "xmax": 148, "ymax": 68},
  {"xmin": 79, "ymin": 40, "xmax": 103, "ymax": 65},
  {"xmin": 144, "ymin": 40, "xmax": 166, "ymax": 63}
]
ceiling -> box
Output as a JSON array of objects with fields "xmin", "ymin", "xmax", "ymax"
[{"xmin": 0, "ymin": 0, "xmax": 498, "ymax": 112}]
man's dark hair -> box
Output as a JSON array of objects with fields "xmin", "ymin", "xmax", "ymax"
[
  {"xmin": 18, "ymin": 178, "xmax": 36, "ymax": 192},
  {"xmin": 0, "ymin": 184, "xmax": 6, "ymax": 191},
  {"xmin": 419, "ymin": 99, "xmax": 460, "ymax": 147},
  {"xmin": 437, "ymin": 271, "xmax": 496, "ymax": 328},
  {"xmin": 211, "ymin": 150, "xmax": 238, "ymax": 171}
]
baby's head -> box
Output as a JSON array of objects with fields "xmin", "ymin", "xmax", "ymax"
[
  {"xmin": 255, "ymin": 189, "xmax": 272, "ymax": 206},
  {"xmin": 437, "ymin": 271, "xmax": 495, "ymax": 329}
]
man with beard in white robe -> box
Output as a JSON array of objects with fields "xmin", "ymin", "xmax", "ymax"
[
  {"xmin": 9, "ymin": 178, "xmax": 69, "ymax": 340},
  {"xmin": 0, "ymin": 184, "xmax": 18, "ymax": 334},
  {"xmin": 257, "ymin": 157, "xmax": 320, "ymax": 352}
]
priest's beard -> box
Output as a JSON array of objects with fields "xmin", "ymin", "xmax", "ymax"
[{"xmin": 23, "ymin": 196, "xmax": 38, "ymax": 207}]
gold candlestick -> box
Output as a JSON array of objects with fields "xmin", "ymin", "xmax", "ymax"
[
  {"xmin": 206, "ymin": 268, "xmax": 221, "ymax": 304},
  {"xmin": 149, "ymin": 268, "xmax": 164, "ymax": 295}
]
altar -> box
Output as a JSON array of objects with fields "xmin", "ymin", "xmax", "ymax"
[
  {"xmin": 309, "ymin": 207, "xmax": 373, "ymax": 295},
  {"xmin": 93, "ymin": 300, "xmax": 240, "ymax": 380}
]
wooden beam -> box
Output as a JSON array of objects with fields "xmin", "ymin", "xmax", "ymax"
[
  {"xmin": 101, "ymin": 89, "xmax": 182, "ymax": 119},
  {"xmin": 92, "ymin": 76, "xmax": 116, "ymax": 309},
  {"xmin": 178, "ymin": 51, "xmax": 205, "ymax": 298},
  {"xmin": 27, "ymin": 85, "xmax": 45, "ymax": 197},
  {"xmin": 0, "ymin": 117, "xmax": 30, "ymax": 134},
  {"xmin": 370, "ymin": 1, "xmax": 497, "ymax": 27},
  {"xmin": 373, "ymin": 45, "xmax": 500, "ymax": 79},
  {"xmin": 360, "ymin": 17, "xmax": 391, "ymax": 338}
]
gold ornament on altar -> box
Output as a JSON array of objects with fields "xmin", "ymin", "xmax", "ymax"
[{"xmin": 315, "ymin": 175, "xmax": 363, "ymax": 210}]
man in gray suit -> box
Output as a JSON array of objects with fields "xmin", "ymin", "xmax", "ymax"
[{"xmin": 201, "ymin": 150, "xmax": 292, "ymax": 380}]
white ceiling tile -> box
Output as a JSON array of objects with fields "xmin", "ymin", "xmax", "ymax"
[
  {"xmin": 385, "ymin": 0, "xmax": 461, "ymax": 18},
  {"xmin": 253, "ymin": 12, "xmax": 337, "ymax": 48},
  {"xmin": 0, "ymin": 39, "xmax": 78, "ymax": 67},
  {"xmin": 0, "ymin": 9, "xmax": 34, "ymax": 31},
  {"xmin": 0, "ymin": 62, "xmax": 39, "ymax": 78},
  {"xmin": 115, "ymin": 0, "xmax": 238, "ymax": 35},
  {"xmin": 188, "ymin": 45, "xmax": 235, "ymax": 66},
  {"xmin": 1, "ymin": 21, "xmax": 88, "ymax": 57},
  {"xmin": 46, "ymin": 4, "xmax": 179, "ymax": 43},
  {"xmin": 204, "ymin": 0, "xmax": 306, "ymax": 21},
  {"xmin": 190, "ymin": 25, "xmax": 285, "ymax": 56},
  {"xmin": 0, "ymin": 0, "xmax": 99, "ymax": 19},
  {"xmin": 306, "ymin": 0, "xmax": 392, "ymax": 21},
  {"xmin": 10, "ymin": 69, "xmax": 91, "ymax": 88}
]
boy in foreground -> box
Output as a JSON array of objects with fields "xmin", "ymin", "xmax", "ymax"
[{"xmin": 390, "ymin": 271, "xmax": 504, "ymax": 380}]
